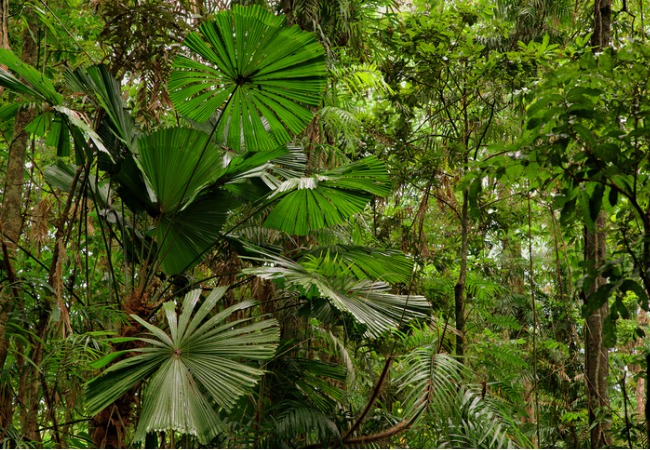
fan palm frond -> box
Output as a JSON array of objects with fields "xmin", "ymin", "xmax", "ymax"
[
  {"xmin": 134, "ymin": 126, "xmax": 289, "ymax": 275},
  {"xmin": 263, "ymin": 156, "xmax": 391, "ymax": 235},
  {"xmin": 243, "ymin": 249, "xmax": 429, "ymax": 338},
  {"xmin": 168, "ymin": 5, "xmax": 326, "ymax": 151},
  {"xmin": 85, "ymin": 287, "xmax": 280, "ymax": 444},
  {"xmin": 0, "ymin": 51, "xmax": 115, "ymax": 161},
  {"xmin": 0, "ymin": 49, "xmax": 61, "ymax": 104},
  {"xmin": 301, "ymin": 245, "xmax": 414, "ymax": 284},
  {"xmin": 64, "ymin": 65, "xmax": 136, "ymax": 149}
]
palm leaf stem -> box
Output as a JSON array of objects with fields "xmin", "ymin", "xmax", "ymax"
[
  {"xmin": 86, "ymin": 165, "xmax": 129, "ymax": 307},
  {"xmin": 342, "ymin": 405, "xmax": 426, "ymax": 446},
  {"xmin": 341, "ymin": 271, "xmax": 423, "ymax": 441},
  {"xmin": 342, "ymin": 354, "xmax": 395, "ymax": 440},
  {"xmin": 143, "ymin": 94, "xmax": 235, "ymax": 286}
]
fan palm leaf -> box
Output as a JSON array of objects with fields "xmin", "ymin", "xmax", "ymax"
[
  {"xmin": 153, "ymin": 193, "xmax": 239, "ymax": 275},
  {"xmin": 134, "ymin": 126, "xmax": 290, "ymax": 274},
  {"xmin": 302, "ymin": 245, "xmax": 414, "ymax": 284},
  {"xmin": 0, "ymin": 51, "xmax": 113, "ymax": 161},
  {"xmin": 135, "ymin": 127, "xmax": 223, "ymax": 211},
  {"xmin": 64, "ymin": 65, "xmax": 156, "ymax": 213},
  {"xmin": 0, "ymin": 49, "xmax": 61, "ymax": 104},
  {"xmin": 64, "ymin": 64, "xmax": 136, "ymax": 149},
  {"xmin": 168, "ymin": 5, "xmax": 327, "ymax": 151},
  {"xmin": 263, "ymin": 156, "xmax": 391, "ymax": 235},
  {"xmin": 85, "ymin": 287, "xmax": 280, "ymax": 444},
  {"xmin": 243, "ymin": 250, "xmax": 429, "ymax": 338}
]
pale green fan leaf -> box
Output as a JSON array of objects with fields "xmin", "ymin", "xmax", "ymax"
[
  {"xmin": 263, "ymin": 156, "xmax": 391, "ymax": 235},
  {"xmin": 180, "ymin": 286, "xmax": 228, "ymax": 341},
  {"xmin": 168, "ymin": 5, "xmax": 326, "ymax": 151},
  {"xmin": 86, "ymin": 288, "xmax": 279, "ymax": 444},
  {"xmin": 85, "ymin": 352, "xmax": 165, "ymax": 416},
  {"xmin": 243, "ymin": 250, "xmax": 429, "ymax": 338},
  {"xmin": 133, "ymin": 358, "xmax": 225, "ymax": 443}
]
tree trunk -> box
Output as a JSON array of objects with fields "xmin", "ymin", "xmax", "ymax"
[
  {"xmin": 454, "ymin": 187, "xmax": 469, "ymax": 358},
  {"xmin": 0, "ymin": 0, "xmax": 12, "ymax": 436},
  {"xmin": 636, "ymin": 309, "xmax": 648, "ymax": 418},
  {"xmin": 583, "ymin": 213, "xmax": 610, "ymax": 448},
  {"xmin": 582, "ymin": 3, "xmax": 612, "ymax": 447},
  {"xmin": 0, "ymin": 10, "xmax": 38, "ymax": 438},
  {"xmin": 591, "ymin": 0, "xmax": 612, "ymax": 49}
]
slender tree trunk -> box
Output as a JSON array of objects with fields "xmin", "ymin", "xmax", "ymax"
[
  {"xmin": 0, "ymin": 10, "xmax": 38, "ymax": 438},
  {"xmin": 454, "ymin": 187, "xmax": 468, "ymax": 358},
  {"xmin": 0, "ymin": 0, "xmax": 12, "ymax": 436},
  {"xmin": 582, "ymin": 3, "xmax": 612, "ymax": 448},
  {"xmin": 583, "ymin": 214, "xmax": 610, "ymax": 448},
  {"xmin": 636, "ymin": 309, "xmax": 648, "ymax": 417},
  {"xmin": 592, "ymin": 0, "xmax": 612, "ymax": 48}
]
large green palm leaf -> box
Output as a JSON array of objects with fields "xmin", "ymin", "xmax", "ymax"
[
  {"xmin": 244, "ymin": 250, "xmax": 429, "ymax": 338},
  {"xmin": 153, "ymin": 194, "xmax": 239, "ymax": 275},
  {"xmin": 168, "ymin": 5, "xmax": 326, "ymax": 151},
  {"xmin": 263, "ymin": 156, "xmax": 391, "ymax": 235},
  {"xmin": 85, "ymin": 287, "xmax": 279, "ymax": 444},
  {"xmin": 64, "ymin": 64, "xmax": 136, "ymax": 150},
  {"xmin": 0, "ymin": 49, "xmax": 61, "ymax": 104},
  {"xmin": 302, "ymin": 245, "xmax": 414, "ymax": 284},
  {"xmin": 134, "ymin": 127, "xmax": 289, "ymax": 274},
  {"xmin": 136, "ymin": 127, "xmax": 223, "ymax": 211}
]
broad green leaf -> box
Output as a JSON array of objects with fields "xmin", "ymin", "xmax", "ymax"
[
  {"xmin": 154, "ymin": 191, "xmax": 239, "ymax": 275},
  {"xmin": 168, "ymin": 5, "xmax": 326, "ymax": 151},
  {"xmin": 264, "ymin": 156, "xmax": 391, "ymax": 235},
  {"xmin": 136, "ymin": 127, "xmax": 223, "ymax": 212},
  {"xmin": 0, "ymin": 49, "xmax": 62, "ymax": 104}
]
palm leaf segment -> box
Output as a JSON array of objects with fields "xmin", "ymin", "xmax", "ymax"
[
  {"xmin": 85, "ymin": 287, "xmax": 280, "ymax": 444},
  {"xmin": 0, "ymin": 50, "xmax": 110, "ymax": 161},
  {"xmin": 169, "ymin": 5, "xmax": 326, "ymax": 151}
]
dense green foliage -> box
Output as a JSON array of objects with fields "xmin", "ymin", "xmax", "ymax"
[{"xmin": 1, "ymin": 0, "xmax": 649, "ymax": 448}]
